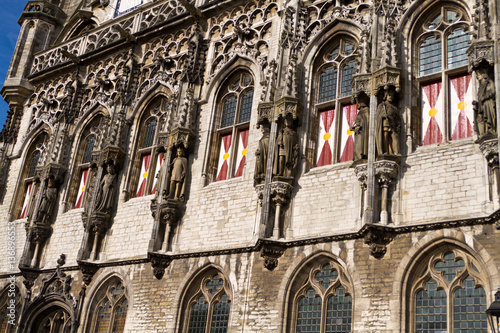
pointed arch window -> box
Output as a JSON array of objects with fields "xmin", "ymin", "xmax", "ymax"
[
  {"xmin": 416, "ymin": 6, "xmax": 472, "ymax": 146},
  {"xmin": 213, "ymin": 72, "xmax": 254, "ymax": 182},
  {"xmin": 0, "ymin": 286, "xmax": 20, "ymax": 333},
  {"xmin": 288, "ymin": 260, "xmax": 353, "ymax": 333},
  {"xmin": 409, "ymin": 249, "xmax": 488, "ymax": 332},
  {"xmin": 313, "ymin": 37, "xmax": 359, "ymax": 167},
  {"xmin": 131, "ymin": 98, "xmax": 166, "ymax": 198},
  {"xmin": 182, "ymin": 271, "xmax": 232, "ymax": 333},
  {"xmin": 16, "ymin": 133, "xmax": 48, "ymax": 219},
  {"xmin": 88, "ymin": 280, "xmax": 128, "ymax": 333}
]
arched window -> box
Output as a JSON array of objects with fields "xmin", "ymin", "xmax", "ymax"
[
  {"xmin": 213, "ymin": 72, "xmax": 254, "ymax": 181},
  {"xmin": 314, "ymin": 37, "xmax": 359, "ymax": 167},
  {"xmin": 16, "ymin": 132, "xmax": 48, "ymax": 219},
  {"xmin": 0, "ymin": 286, "xmax": 20, "ymax": 333},
  {"xmin": 181, "ymin": 270, "xmax": 232, "ymax": 332},
  {"xmin": 67, "ymin": 115, "xmax": 104, "ymax": 210},
  {"xmin": 130, "ymin": 97, "xmax": 165, "ymax": 198},
  {"xmin": 408, "ymin": 248, "xmax": 488, "ymax": 332},
  {"xmin": 288, "ymin": 259, "xmax": 353, "ymax": 333},
  {"xmin": 416, "ymin": 6, "xmax": 472, "ymax": 145},
  {"xmin": 87, "ymin": 278, "xmax": 128, "ymax": 333}
]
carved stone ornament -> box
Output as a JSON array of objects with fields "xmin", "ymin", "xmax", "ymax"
[
  {"xmin": 479, "ymin": 138, "xmax": 498, "ymax": 169},
  {"xmin": 354, "ymin": 163, "xmax": 368, "ymax": 182},
  {"xmin": 257, "ymin": 102, "xmax": 274, "ymax": 126},
  {"xmin": 168, "ymin": 127, "xmax": 195, "ymax": 151},
  {"xmin": 157, "ymin": 132, "xmax": 170, "ymax": 152},
  {"xmin": 99, "ymin": 146, "xmax": 125, "ymax": 169},
  {"xmin": 158, "ymin": 201, "xmax": 181, "ymax": 227},
  {"xmin": 275, "ymin": 96, "xmax": 302, "ymax": 122},
  {"xmin": 351, "ymin": 74, "xmax": 372, "ymax": 101},
  {"xmin": 375, "ymin": 160, "xmax": 399, "ymax": 181},
  {"xmin": 20, "ymin": 266, "xmax": 41, "ymax": 291},
  {"xmin": 361, "ymin": 224, "xmax": 397, "ymax": 259},
  {"xmin": 259, "ymin": 240, "xmax": 287, "ymax": 271},
  {"xmin": 270, "ymin": 181, "xmax": 293, "ymax": 206},
  {"xmin": 254, "ymin": 184, "xmax": 265, "ymax": 205},
  {"xmin": 148, "ymin": 252, "xmax": 173, "ymax": 280},
  {"xmin": 77, "ymin": 260, "xmax": 100, "ymax": 286},
  {"xmin": 373, "ymin": 67, "xmax": 401, "ymax": 95},
  {"xmin": 467, "ymin": 40, "xmax": 494, "ymax": 72},
  {"xmin": 29, "ymin": 224, "xmax": 52, "ymax": 244},
  {"xmin": 34, "ymin": 254, "xmax": 75, "ymax": 304},
  {"xmin": 89, "ymin": 211, "xmax": 110, "ymax": 235}
]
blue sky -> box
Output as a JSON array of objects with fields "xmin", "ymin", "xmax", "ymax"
[{"xmin": 0, "ymin": 1, "xmax": 30, "ymax": 129}]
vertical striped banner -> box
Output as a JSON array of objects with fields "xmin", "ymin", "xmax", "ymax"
[
  {"xmin": 450, "ymin": 74, "xmax": 473, "ymax": 140},
  {"xmin": 234, "ymin": 130, "xmax": 249, "ymax": 177},
  {"xmin": 340, "ymin": 104, "xmax": 357, "ymax": 162},
  {"xmin": 74, "ymin": 169, "xmax": 89, "ymax": 209},
  {"xmin": 422, "ymin": 81, "xmax": 444, "ymax": 145},
  {"xmin": 151, "ymin": 152, "xmax": 163, "ymax": 195},
  {"xmin": 216, "ymin": 134, "xmax": 232, "ymax": 181},
  {"xmin": 20, "ymin": 183, "xmax": 33, "ymax": 219},
  {"xmin": 136, "ymin": 153, "xmax": 151, "ymax": 197},
  {"xmin": 316, "ymin": 109, "xmax": 335, "ymax": 167}
]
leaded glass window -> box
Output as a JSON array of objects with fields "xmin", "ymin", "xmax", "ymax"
[
  {"xmin": 291, "ymin": 260, "xmax": 353, "ymax": 333},
  {"xmin": 89, "ymin": 279, "xmax": 128, "ymax": 333},
  {"xmin": 416, "ymin": 6, "xmax": 472, "ymax": 145},
  {"xmin": 184, "ymin": 272, "xmax": 232, "ymax": 333},
  {"xmin": 133, "ymin": 97, "xmax": 168, "ymax": 197},
  {"xmin": 411, "ymin": 249, "xmax": 488, "ymax": 333},
  {"xmin": 313, "ymin": 37, "xmax": 358, "ymax": 167},
  {"xmin": 73, "ymin": 131, "xmax": 98, "ymax": 210},
  {"xmin": 214, "ymin": 72, "xmax": 254, "ymax": 181}
]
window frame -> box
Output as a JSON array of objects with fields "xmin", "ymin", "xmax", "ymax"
[
  {"xmin": 415, "ymin": 6, "xmax": 471, "ymax": 145},
  {"xmin": 87, "ymin": 279, "xmax": 128, "ymax": 333},
  {"xmin": 312, "ymin": 36, "xmax": 359, "ymax": 167},
  {"xmin": 213, "ymin": 71, "xmax": 254, "ymax": 182},
  {"xmin": 408, "ymin": 248, "xmax": 488, "ymax": 333}
]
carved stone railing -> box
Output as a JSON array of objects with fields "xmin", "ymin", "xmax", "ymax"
[{"xmin": 30, "ymin": 0, "xmax": 194, "ymax": 75}]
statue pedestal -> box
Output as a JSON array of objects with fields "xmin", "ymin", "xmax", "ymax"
[
  {"xmin": 478, "ymin": 138, "xmax": 499, "ymax": 209},
  {"xmin": 374, "ymin": 159, "xmax": 399, "ymax": 225}
]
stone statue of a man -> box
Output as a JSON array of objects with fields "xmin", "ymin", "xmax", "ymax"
[
  {"xmin": 254, "ymin": 122, "xmax": 270, "ymax": 185},
  {"xmin": 35, "ymin": 176, "xmax": 58, "ymax": 224},
  {"xmin": 351, "ymin": 99, "xmax": 369, "ymax": 161},
  {"xmin": 273, "ymin": 116, "xmax": 298, "ymax": 179},
  {"xmin": 375, "ymin": 89, "xmax": 401, "ymax": 156},
  {"xmin": 168, "ymin": 147, "xmax": 188, "ymax": 200},
  {"xmin": 475, "ymin": 68, "xmax": 496, "ymax": 137},
  {"xmin": 95, "ymin": 163, "xmax": 117, "ymax": 214}
]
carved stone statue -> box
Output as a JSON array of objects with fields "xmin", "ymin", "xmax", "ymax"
[
  {"xmin": 254, "ymin": 123, "xmax": 270, "ymax": 185},
  {"xmin": 273, "ymin": 116, "xmax": 299, "ymax": 179},
  {"xmin": 375, "ymin": 89, "xmax": 401, "ymax": 156},
  {"xmin": 475, "ymin": 68, "xmax": 496, "ymax": 137},
  {"xmin": 35, "ymin": 176, "xmax": 58, "ymax": 224},
  {"xmin": 95, "ymin": 163, "xmax": 117, "ymax": 214},
  {"xmin": 168, "ymin": 147, "xmax": 187, "ymax": 200},
  {"xmin": 351, "ymin": 100, "xmax": 369, "ymax": 161}
]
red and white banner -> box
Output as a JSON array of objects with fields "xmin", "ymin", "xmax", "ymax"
[
  {"xmin": 340, "ymin": 104, "xmax": 357, "ymax": 162},
  {"xmin": 234, "ymin": 130, "xmax": 249, "ymax": 177},
  {"xmin": 20, "ymin": 183, "xmax": 33, "ymax": 219},
  {"xmin": 151, "ymin": 152, "xmax": 163, "ymax": 194},
  {"xmin": 422, "ymin": 81, "xmax": 444, "ymax": 146},
  {"xmin": 450, "ymin": 74, "xmax": 473, "ymax": 140},
  {"xmin": 74, "ymin": 169, "xmax": 89, "ymax": 209},
  {"xmin": 316, "ymin": 109, "xmax": 335, "ymax": 167},
  {"xmin": 216, "ymin": 134, "xmax": 232, "ymax": 181},
  {"xmin": 136, "ymin": 153, "xmax": 152, "ymax": 197}
]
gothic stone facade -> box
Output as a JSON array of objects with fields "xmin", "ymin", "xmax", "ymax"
[{"xmin": 0, "ymin": 0, "xmax": 500, "ymax": 332}]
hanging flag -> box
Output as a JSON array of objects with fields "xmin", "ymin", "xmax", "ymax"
[
  {"xmin": 234, "ymin": 130, "xmax": 249, "ymax": 177},
  {"xmin": 216, "ymin": 134, "xmax": 232, "ymax": 181},
  {"xmin": 74, "ymin": 169, "xmax": 89, "ymax": 209},
  {"xmin": 450, "ymin": 74, "xmax": 473, "ymax": 140},
  {"xmin": 317, "ymin": 109, "xmax": 335, "ymax": 167},
  {"xmin": 136, "ymin": 153, "xmax": 151, "ymax": 197},
  {"xmin": 340, "ymin": 104, "xmax": 357, "ymax": 162},
  {"xmin": 20, "ymin": 183, "xmax": 33, "ymax": 219},
  {"xmin": 151, "ymin": 152, "xmax": 163, "ymax": 194},
  {"xmin": 422, "ymin": 81, "xmax": 444, "ymax": 145}
]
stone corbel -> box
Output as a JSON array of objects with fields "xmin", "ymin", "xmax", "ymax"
[
  {"xmin": 259, "ymin": 240, "xmax": 287, "ymax": 271},
  {"xmin": 257, "ymin": 102, "xmax": 274, "ymax": 126},
  {"xmin": 19, "ymin": 266, "xmax": 41, "ymax": 291},
  {"xmin": 168, "ymin": 127, "xmax": 195, "ymax": 151},
  {"xmin": 479, "ymin": 138, "xmax": 500, "ymax": 209},
  {"xmin": 360, "ymin": 224, "xmax": 397, "ymax": 259},
  {"xmin": 77, "ymin": 260, "xmax": 100, "ymax": 286},
  {"xmin": 99, "ymin": 146, "xmax": 125, "ymax": 168},
  {"xmin": 270, "ymin": 182, "xmax": 293, "ymax": 239},
  {"xmin": 148, "ymin": 252, "xmax": 173, "ymax": 280},
  {"xmin": 351, "ymin": 73, "xmax": 372, "ymax": 99}
]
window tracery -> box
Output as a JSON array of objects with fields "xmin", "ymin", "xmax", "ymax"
[
  {"xmin": 409, "ymin": 249, "xmax": 488, "ymax": 332},
  {"xmin": 88, "ymin": 280, "xmax": 128, "ymax": 333},
  {"xmin": 212, "ymin": 72, "xmax": 254, "ymax": 182},
  {"xmin": 182, "ymin": 271, "xmax": 232, "ymax": 333},
  {"xmin": 0, "ymin": 286, "xmax": 19, "ymax": 333},
  {"xmin": 289, "ymin": 260, "xmax": 353, "ymax": 333},
  {"xmin": 313, "ymin": 37, "xmax": 359, "ymax": 167},
  {"xmin": 415, "ymin": 6, "xmax": 472, "ymax": 145}
]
